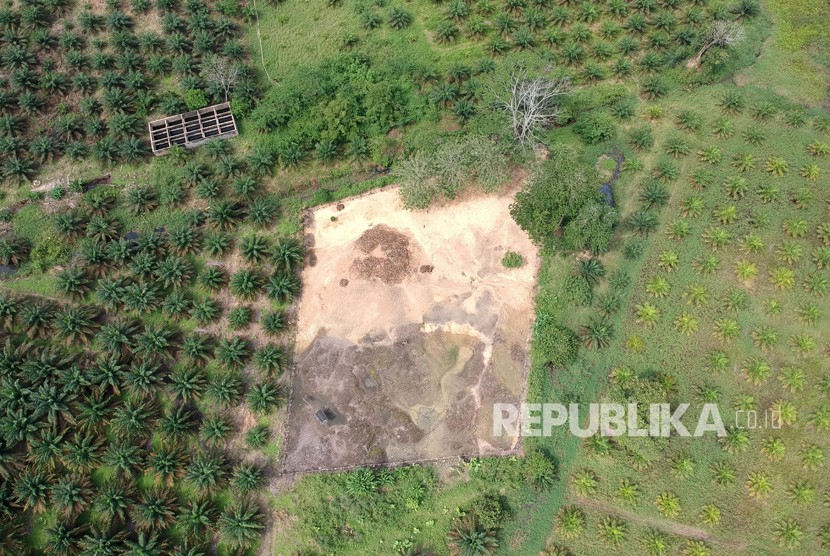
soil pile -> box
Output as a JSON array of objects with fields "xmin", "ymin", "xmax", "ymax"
[{"xmin": 350, "ymin": 224, "xmax": 412, "ymax": 285}]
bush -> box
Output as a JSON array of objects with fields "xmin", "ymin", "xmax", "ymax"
[
  {"xmin": 501, "ymin": 251, "xmax": 524, "ymax": 268},
  {"xmin": 469, "ymin": 493, "xmax": 507, "ymax": 531},
  {"xmin": 310, "ymin": 188, "xmax": 333, "ymax": 205},
  {"xmin": 574, "ymin": 110, "xmax": 617, "ymax": 144},
  {"xmin": 29, "ymin": 237, "xmax": 69, "ymax": 272},
  {"xmin": 397, "ymin": 135, "xmax": 508, "ymax": 209},
  {"xmin": 184, "ymin": 89, "xmax": 209, "ymax": 110},
  {"xmin": 522, "ymin": 445, "xmax": 556, "ymax": 489},
  {"xmin": 563, "ymin": 274, "xmax": 593, "ymax": 305},
  {"xmin": 561, "ymin": 202, "xmax": 619, "ymax": 254},
  {"xmin": 511, "ymin": 144, "xmax": 616, "ymax": 253},
  {"xmin": 534, "ymin": 320, "xmax": 579, "ymax": 367}
]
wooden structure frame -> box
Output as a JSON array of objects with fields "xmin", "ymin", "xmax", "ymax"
[{"xmin": 148, "ymin": 102, "xmax": 238, "ymax": 155}]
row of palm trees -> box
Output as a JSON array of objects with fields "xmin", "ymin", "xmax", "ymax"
[
  {"xmin": 0, "ymin": 0, "xmax": 258, "ymax": 183},
  {"xmin": 48, "ymin": 182, "xmax": 304, "ymax": 334},
  {"xmin": 0, "ymin": 319, "xmax": 267, "ymax": 553},
  {"xmin": 553, "ymin": 93, "xmax": 829, "ymax": 553}
]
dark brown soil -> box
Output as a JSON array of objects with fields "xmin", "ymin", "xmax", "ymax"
[
  {"xmin": 281, "ymin": 328, "xmax": 519, "ymax": 473},
  {"xmin": 350, "ymin": 225, "xmax": 412, "ymax": 285}
]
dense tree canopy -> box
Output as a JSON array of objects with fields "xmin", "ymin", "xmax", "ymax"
[{"xmin": 510, "ymin": 144, "xmax": 618, "ymax": 253}]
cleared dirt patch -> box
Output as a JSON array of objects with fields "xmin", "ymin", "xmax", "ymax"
[{"xmin": 282, "ymin": 186, "xmax": 539, "ymax": 473}]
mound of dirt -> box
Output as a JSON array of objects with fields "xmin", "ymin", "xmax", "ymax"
[{"xmin": 350, "ymin": 224, "xmax": 412, "ymax": 285}]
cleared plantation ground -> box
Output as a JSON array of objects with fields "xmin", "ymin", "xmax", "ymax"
[
  {"xmin": 283, "ymin": 186, "xmax": 539, "ymax": 472},
  {"xmin": 544, "ymin": 86, "xmax": 830, "ymax": 555}
]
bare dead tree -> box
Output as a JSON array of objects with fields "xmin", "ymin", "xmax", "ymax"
[
  {"xmin": 201, "ymin": 55, "xmax": 241, "ymax": 102},
  {"xmin": 493, "ymin": 65, "xmax": 571, "ymax": 146},
  {"xmin": 687, "ymin": 21, "xmax": 747, "ymax": 69}
]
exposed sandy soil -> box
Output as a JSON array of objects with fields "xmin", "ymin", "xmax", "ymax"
[{"xmin": 282, "ymin": 186, "xmax": 539, "ymax": 473}]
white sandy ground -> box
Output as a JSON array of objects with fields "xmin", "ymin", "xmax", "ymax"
[{"xmin": 296, "ymin": 186, "xmax": 538, "ymax": 352}]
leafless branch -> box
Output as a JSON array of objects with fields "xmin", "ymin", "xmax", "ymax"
[
  {"xmin": 492, "ymin": 66, "xmax": 571, "ymax": 145},
  {"xmin": 688, "ymin": 21, "xmax": 746, "ymax": 69},
  {"xmin": 200, "ymin": 55, "xmax": 241, "ymax": 103}
]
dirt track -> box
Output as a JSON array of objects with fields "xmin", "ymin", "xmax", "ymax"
[{"xmin": 282, "ymin": 186, "xmax": 539, "ymax": 473}]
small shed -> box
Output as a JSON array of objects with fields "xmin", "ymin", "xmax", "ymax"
[{"xmin": 148, "ymin": 102, "xmax": 238, "ymax": 155}]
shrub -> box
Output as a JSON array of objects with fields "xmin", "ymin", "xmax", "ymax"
[
  {"xmin": 468, "ymin": 493, "xmax": 507, "ymax": 532},
  {"xmin": 184, "ymin": 88, "xmax": 208, "ymax": 110},
  {"xmin": 534, "ymin": 319, "xmax": 579, "ymax": 367},
  {"xmin": 29, "ymin": 237, "xmax": 69, "ymax": 271},
  {"xmin": 574, "ymin": 110, "xmax": 617, "ymax": 144},
  {"xmin": 501, "ymin": 251, "xmax": 524, "ymax": 268},
  {"xmin": 564, "ymin": 274, "xmax": 593, "ymax": 305}
]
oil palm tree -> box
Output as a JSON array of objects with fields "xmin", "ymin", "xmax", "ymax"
[
  {"xmin": 208, "ymin": 372, "xmax": 243, "ymax": 407},
  {"xmin": 261, "ymin": 311, "xmax": 287, "ymax": 335},
  {"xmin": 774, "ymin": 518, "xmax": 803, "ymax": 549},
  {"xmin": 54, "ymin": 306, "xmax": 100, "ymax": 346},
  {"xmin": 598, "ymin": 516, "xmax": 628, "ymax": 547},
  {"xmin": 134, "ymin": 325, "xmax": 176, "ymax": 360},
  {"xmin": 85, "ymin": 216, "xmax": 121, "ymax": 243},
  {"xmin": 18, "ymin": 303, "xmax": 55, "ymax": 338},
  {"xmin": 54, "ymin": 210, "xmax": 88, "ymax": 242},
  {"xmin": 247, "ymin": 382, "xmax": 284, "ymax": 414},
  {"xmin": 110, "ymin": 399, "xmax": 157, "ymax": 440},
  {"xmin": 208, "ymin": 200, "xmax": 242, "ymax": 231},
  {"xmin": 216, "ymin": 336, "xmax": 250, "ymax": 369},
  {"xmin": 51, "ymin": 474, "xmax": 92, "ymax": 516},
  {"xmin": 266, "ymin": 272, "xmax": 300, "ymax": 303},
  {"xmin": 133, "ymin": 487, "xmax": 177, "ymax": 532},
  {"xmin": 159, "ymin": 404, "xmax": 194, "ymax": 441},
  {"xmin": 154, "ymin": 255, "xmax": 193, "ymax": 289},
  {"xmin": 580, "ymin": 318, "xmax": 614, "ymax": 349},
  {"xmin": 125, "ymin": 186, "xmax": 158, "ymax": 215},
  {"xmin": 246, "ymin": 197, "xmax": 277, "ymax": 228},
  {"xmin": 96, "ymin": 318, "xmax": 139, "ymax": 356},
  {"xmin": 123, "ymin": 282, "xmax": 161, "ymax": 314},
  {"xmin": 13, "ymin": 468, "xmax": 53, "ymax": 513},
  {"xmin": 746, "ymin": 471, "xmax": 772, "ymax": 497},
  {"xmin": 95, "ymin": 277, "xmax": 127, "ymax": 311},
  {"xmin": 162, "ymin": 291, "xmax": 191, "ymax": 321},
  {"xmin": 181, "ymin": 334, "xmax": 214, "ymax": 362},
  {"xmin": 0, "ymin": 295, "xmax": 18, "ymax": 332},
  {"xmin": 178, "ymin": 497, "xmax": 216, "ymax": 541},
  {"xmin": 200, "ymin": 414, "xmax": 233, "ymax": 447},
  {"xmin": 764, "ymin": 157, "xmax": 789, "ymax": 176},
  {"xmin": 272, "ymin": 238, "xmax": 304, "ymax": 271},
  {"xmin": 125, "ymin": 360, "xmax": 165, "ymax": 397},
  {"xmin": 44, "ymin": 517, "xmax": 85, "ymax": 556},
  {"xmin": 240, "ymin": 234, "xmax": 270, "ymax": 264},
  {"xmin": 147, "ymin": 446, "xmax": 187, "ymax": 487},
  {"xmin": 62, "ymin": 433, "xmax": 104, "ymax": 474},
  {"xmin": 75, "ymin": 389, "xmax": 113, "ymax": 434},
  {"xmin": 217, "ymin": 501, "xmax": 263, "ymax": 552},
  {"xmin": 231, "ymin": 464, "xmax": 263, "ymax": 493},
  {"xmin": 56, "ymin": 266, "xmax": 91, "ymax": 300},
  {"xmin": 168, "ymin": 224, "xmax": 200, "ymax": 256},
  {"xmin": 230, "ymin": 269, "xmax": 261, "ymax": 300},
  {"xmin": 186, "ymin": 451, "xmax": 226, "ymax": 492}
]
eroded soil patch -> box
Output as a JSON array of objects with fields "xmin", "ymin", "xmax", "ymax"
[{"xmin": 282, "ymin": 186, "xmax": 538, "ymax": 473}]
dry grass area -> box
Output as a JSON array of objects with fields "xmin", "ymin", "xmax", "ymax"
[{"xmin": 282, "ymin": 186, "xmax": 539, "ymax": 473}]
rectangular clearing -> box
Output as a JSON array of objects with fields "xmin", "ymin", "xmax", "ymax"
[{"xmin": 282, "ymin": 186, "xmax": 538, "ymax": 473}]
